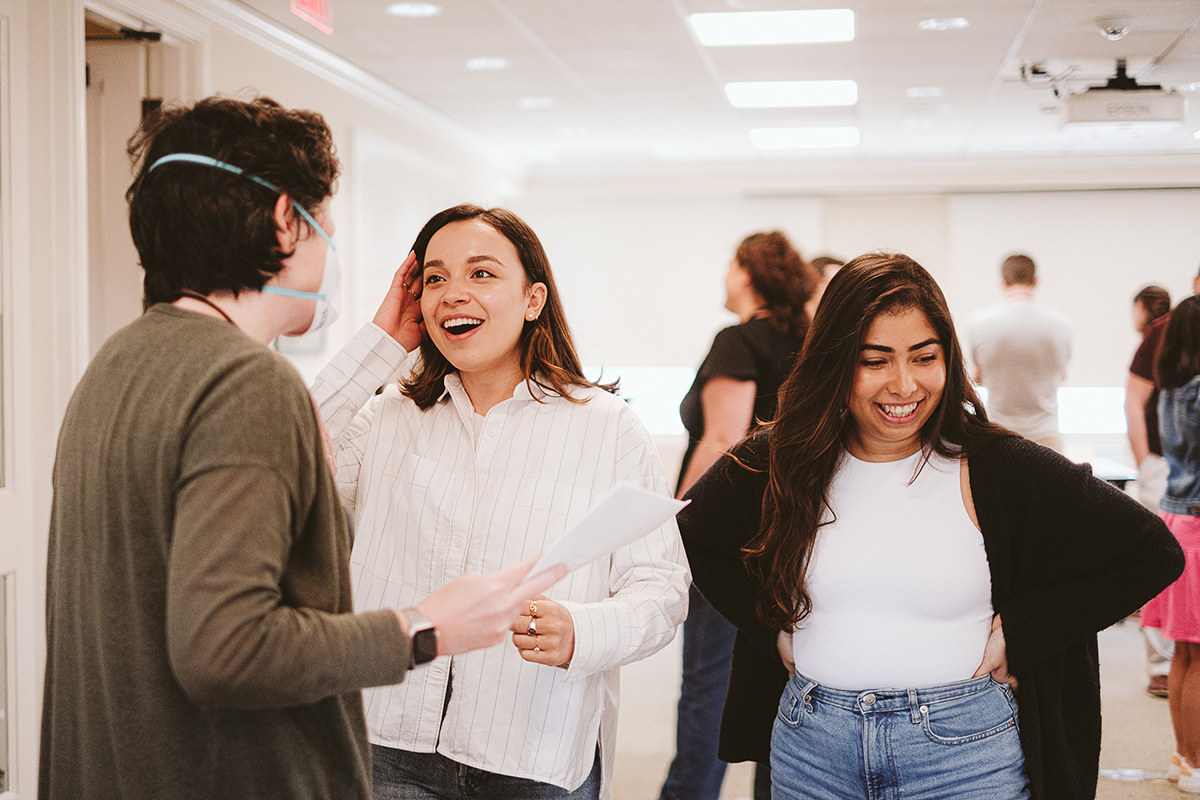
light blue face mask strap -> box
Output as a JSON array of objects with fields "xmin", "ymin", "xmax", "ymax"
[
  {"xmin": 148, "ymin": 153, "xmax": 281, "ymax": 194},
  {"xmin": 149, "ymin": 152, "xmax": 334, "ymax": 301},
  {"xmin": 148, "ymin": 153, "xmax": 336, "ymax": 250},
  {"xmin": 262, "ymin": 285, "xmax": 324, "ymax": 301}
]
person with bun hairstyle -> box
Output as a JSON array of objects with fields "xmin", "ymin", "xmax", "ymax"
[
  {"xmin": 680, "ymin": 252, "xmax": 1182, "ymax": 800},
  {"xmin": 659, "ymin": 231, "xmax": 815, "ymax": 800},
  {"xmin": 312, "ymin": 204, "xmax": 688, "ymax": 800}
]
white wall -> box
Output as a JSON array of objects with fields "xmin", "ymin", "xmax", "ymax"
[
  {"xmin": 506, "ymin": 186, "xmax": 1200, "ymax": 468},
  {"xmin": 515, "ymin": 187, "xmax": 1200, "ymax": 385},
  {"xmin": 511, "ymin": 194, "xmax": 824, "ymax": 370},
  {"xmin": 946, "ymin": 189, "xmax": 1200, "ymax": 388}
]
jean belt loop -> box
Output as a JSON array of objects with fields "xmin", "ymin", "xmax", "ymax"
[
  {"xmin": 908, "ymin": 688, "xmax": 921, "ymax": 724},
  {"xmin": 800, "ymin": 678, "xmax": 818, "ymax": 713}
]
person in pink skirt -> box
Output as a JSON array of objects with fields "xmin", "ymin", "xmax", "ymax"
[{"xmin": 1143, "ymin": 293, "xmax": 1200, "ymax": 793}]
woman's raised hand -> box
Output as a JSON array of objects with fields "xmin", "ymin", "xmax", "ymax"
[
  {"xmin": 973, "ymin": 614, "xmax": 1018, "ymax": 692},
  {"xmin": 372, "ymin": 251, "xmax": 425, "ymax": 352},
  {"xmin": 511, "ymin": 596, "xmax": 576, "ymax": 669}
]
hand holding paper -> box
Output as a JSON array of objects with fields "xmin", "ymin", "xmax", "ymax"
[{"xmin": 529, "ymin": 482, "xmax": 689, "ymax": 579}]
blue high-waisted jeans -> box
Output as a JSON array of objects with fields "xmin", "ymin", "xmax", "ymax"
[{"xmin": 772, "ymin": 672, "xmax": 1029, "ymax": 800}]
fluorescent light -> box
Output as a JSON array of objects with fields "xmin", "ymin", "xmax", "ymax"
[
  {"xmin": 690, "ymin": 9, "xmax": 854, "ymax": 46},
  {"xmin": 919, "ymin": 17, "xmax": 969, "ymax": 31},
  {"xmin": 466, "ymin": 57, "xmax": 510, "ymax": 71},
  {"xmin": 749, "ymin": 127, "xmax": 860, "ymax": 149},
  {"xmin": 385, "ymin": 3, "xmax": 442, "ymax": 18},
  {"xmin": 517, "ymin": 96, "xmax": 554, "ymax": 110},
  {"xmin": 906, "ymin": 86, "xmax": 944, "ymax": 99},
  {"xmin": 726, "ymin": 80, "xmax": 857, "ymax": 109},
  {"xmin": 1181, "ymin": 82, "xmax": 1200, "ymax": 92}
]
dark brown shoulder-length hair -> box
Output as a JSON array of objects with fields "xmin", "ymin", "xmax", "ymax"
[
  {"xmin": 745, "ymin": 251, "xmax": 1007, "ymax": 630},
  {"xmin": 400, "ymin": 204, "xmax": 616, "ymax": 409},
  {"xmin": 1156, "ymin": 295, "xmax": 1200, "ymax": 390},
  {"xmin": 735, "ymin": 231, "xmax": 818, "ymax": 339}
]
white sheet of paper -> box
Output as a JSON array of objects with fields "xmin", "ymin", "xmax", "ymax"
[{"xmin": 528, "ymin": 482, "xmax": 689, "ymax": 578}]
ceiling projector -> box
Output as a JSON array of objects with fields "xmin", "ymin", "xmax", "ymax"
[{"xmin": 1059, "ymin": 59, "xmax": 1186, "ymax": 130}]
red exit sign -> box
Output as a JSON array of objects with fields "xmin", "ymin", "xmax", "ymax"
[{"xmin": 291, "ymin": 0, "xmax": 332, "ymax": 35}]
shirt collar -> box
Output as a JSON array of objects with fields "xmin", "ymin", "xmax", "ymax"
[{"xmin": 437, "ymin": 371, "xmax": 552, "ymax": 413}]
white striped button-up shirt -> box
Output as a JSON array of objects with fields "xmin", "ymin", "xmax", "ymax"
[{"xmin": 311, "ymin": 324, "xmax": 689, "ymax": 797}]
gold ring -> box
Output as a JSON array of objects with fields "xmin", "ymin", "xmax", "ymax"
[
  {"xmin": 527, "ymin": 618, "xmax": 537, "ymax": 636},
  {"xmin": 534, "ymin": 636, "xmax": 541, "ymax": 652},
  {"xmin": 529, "ymin": 600, "xmax": 538, "ymax": 617}
]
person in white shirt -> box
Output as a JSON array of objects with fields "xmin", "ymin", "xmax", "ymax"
[
  {"xmin": 312, "ymin": 204, "xmax": 689, "ymax": 800},
  {"xmin": 967, "ymin": 254, "xmax": 1072, "ymax": 452}
]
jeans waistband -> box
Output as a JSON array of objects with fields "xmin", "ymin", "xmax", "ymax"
[
  {"xmin": 788, "ymin": 671, "xmax": 998, "ymax": 717},
  {"xmin": 1160, "ymin": 495, "xmax": 1200, "ymax": 516}
]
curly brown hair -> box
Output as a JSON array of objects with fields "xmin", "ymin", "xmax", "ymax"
[
  {"xmin": 735, "ymin": 231, "xmax": 818, "ymax": 339},
  {"xmin": 126, "ymin": 95, "xmax": 340, "ymax": 305}
]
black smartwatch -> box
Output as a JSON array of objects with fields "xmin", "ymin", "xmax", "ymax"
[{"xmin": 401, "ymin": 607, "xmax": 439, "ymax": 669}]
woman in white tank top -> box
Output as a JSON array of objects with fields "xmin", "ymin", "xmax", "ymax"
[{"xmin": 678, "ymin": 252, "xmax": 1183, "ymax": 800}]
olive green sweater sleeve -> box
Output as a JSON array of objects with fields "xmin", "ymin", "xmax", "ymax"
[
  {"xmin": 163, "ymin": 330, "xmax": 410, "ymax": 708},
  {"xmin": 167, "ymin": 464, "xmax": 410, "ymax": 708}
]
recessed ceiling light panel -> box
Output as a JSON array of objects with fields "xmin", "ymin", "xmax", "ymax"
[
  {"xmin": 466, "ymin": 57, "xmax": 510, "ymax": 71},
  {"xmin": 386, "ymin": 2, "xmax": 442, "ymax": 18},
  {"xmin": 691, "ymin": 9, "xmax": 855, "ymax": 46},
  {"xmin": 918, "ymin": 17, "xmax": 969, "ymax": 31},
  {"xmin": 518, "ymin": 96, "xmax": 554, "ymax": 110},
  {"xmin": 749, "ymin": 126, "xmax": 860, "ymax": 149},
  {"xmin": 726, "ymin": 80, "xmax": 857, "ymax": 108},
  {"xmin": 906, "ymin": 86, "xmax": 944, "ymax": 99}
]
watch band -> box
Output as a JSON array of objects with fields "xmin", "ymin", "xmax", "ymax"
[{"xmin": 401, "ymin": 606, "xmax": 439, "ymax": 669}]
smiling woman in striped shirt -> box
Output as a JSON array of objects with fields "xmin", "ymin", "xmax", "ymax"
[{"xmin": 311, "ymin": 204, "xmax": 689, "ymax": 800}]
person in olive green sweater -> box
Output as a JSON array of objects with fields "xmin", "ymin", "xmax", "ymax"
[{"xmin": 38, "ymin": 96, "xmax": 563, "ymax": 800}]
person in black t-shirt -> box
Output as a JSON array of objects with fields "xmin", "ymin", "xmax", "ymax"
[{"xmin": 659, "ymin": 231, "xmax": 816, "ymax": 800}]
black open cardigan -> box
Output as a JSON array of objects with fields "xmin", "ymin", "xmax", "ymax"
[{"xmin": 681, "ymin": 432, "xmax": 1184, "ymax": 800}]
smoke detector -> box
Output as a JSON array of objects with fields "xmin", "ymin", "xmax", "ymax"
[{"xmin": 1096, "ymin": 16, "xmax": 1131, "ymax": 41}]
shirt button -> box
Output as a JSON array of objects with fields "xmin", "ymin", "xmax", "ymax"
[{"xmin": 862, "ymin": 693, "xmax": 876, "ymax": 706}]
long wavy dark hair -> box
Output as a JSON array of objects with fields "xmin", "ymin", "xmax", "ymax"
[
  {"xmin": 745, "ymin": 252, "xmax": 1007, "ymax": 629},
  {"xmin": 735, "ymin": 231, "xmax": 818, "ymax": 339},
  {"xmin": 401, "ymin": 204, "xmax": 616, "ymax": 409},
  {"xmin": 1157, "ymin": 295, "xmax": 1200, "ymax": 390}
]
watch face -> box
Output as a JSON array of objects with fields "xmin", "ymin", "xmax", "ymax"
[{"xmin": 413, "ymin": 627, "xmax": 439, "ymax": 665}]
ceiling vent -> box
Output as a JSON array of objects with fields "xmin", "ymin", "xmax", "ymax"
[{"xmin": 1059, "ymin": 59, "xmax": 1186, "ymax": 130}]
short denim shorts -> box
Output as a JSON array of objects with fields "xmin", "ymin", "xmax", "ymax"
[{"xmin": 771, "ymin": 671, "xmax": 1029, "ymax": 800}]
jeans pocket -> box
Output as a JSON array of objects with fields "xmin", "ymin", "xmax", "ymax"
[
  {"xmin": 776, "ymin": 682, "xmax": 807, "ymax": 729},
  {"xmin": 920, "ymin": 685, "xmax": 1018, "ymax": 745}
]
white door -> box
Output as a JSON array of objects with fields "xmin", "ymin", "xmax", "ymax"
[{"xmin": 85, "ymin": 37, "xmax": 146, "ymax": 356}]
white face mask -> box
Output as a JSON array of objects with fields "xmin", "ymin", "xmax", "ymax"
[
  {"xmin": 146, "ymin": 153, "xmax": 341, "ymax": 335},
  {"xmin": 259, "ymin": 201, "xmax": 341, "ymax": 336}
]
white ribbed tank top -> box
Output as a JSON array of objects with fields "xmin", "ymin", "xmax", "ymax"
[{"xmin": 790, "ymin": 448, "xmax": 994, "ymax": 690}]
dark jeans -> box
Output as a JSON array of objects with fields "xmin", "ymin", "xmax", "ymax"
[
  {"xmin": 659, "ymin": 587, "xmax": 770, "ymax": 800},
  {"xmin": 372, "ymin": 745, "xmax": 600, "ymax": 800}
]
